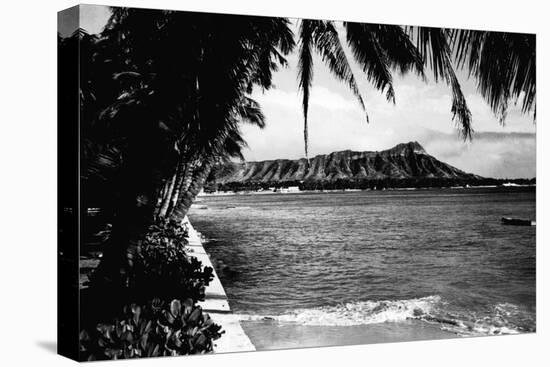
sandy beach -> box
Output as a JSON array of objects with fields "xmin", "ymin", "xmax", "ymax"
[{"xmin": 241, "ymin": 319, "xmax": 456, "ymax": 350}]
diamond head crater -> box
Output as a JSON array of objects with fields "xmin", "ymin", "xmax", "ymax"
[{"xmin": 204, "ymin": 142, "xmax": 534, "ymax": 193}]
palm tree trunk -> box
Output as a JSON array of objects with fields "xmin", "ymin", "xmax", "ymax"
[
  {"xmin": 164, "ymin": 160, "xmax": 190, "ymax": 219},
  {"xmin": 165, "ymin": 158, "xmax": 198, "ymax": 217},
  {"xmin": 180, "ymin": 159, "xmax": 198, "ymax": 193},
  {"xmin": 156, "ymin": 165, "xmax": 179, "ymax": 218},
  {"xmin": 154, "ymin": 180, "xmax": 168, "ymax": 216},
  {"xmin": 169, "ymin": 160, "xmax": 213, "ymax": 222}
]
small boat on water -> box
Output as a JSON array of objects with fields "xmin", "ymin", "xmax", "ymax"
[{"xmin": 501, "ymin": 217, "xmax": 536, "ymax": 226}]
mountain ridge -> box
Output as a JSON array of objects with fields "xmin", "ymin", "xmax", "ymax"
[{"xmin": 209, "ymin": 141, "xmax": 483, "ymax": 186}]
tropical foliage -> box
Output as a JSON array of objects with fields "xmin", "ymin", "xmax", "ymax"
[
  {"xmin": 79, "ymin": 298, "xmax": 224, "ymax": 360},
  {"xmin": 60, "ymin": 6, "xmax": 536, "ymax": 359},
  {"xmin": 79, "ymin": 219, "xmax": 220, "ymax": 360},
  {"xmin": 452, "ymin": 29, "xmax": 536, "ymax": 122},
  {"xmin": 89, "ymin": 219, "xmax": 214, "ymax": 303}
]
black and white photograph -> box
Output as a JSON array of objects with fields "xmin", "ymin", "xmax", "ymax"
[
  {"xmin": 3, "ymin": 1, "xmax": 547, "ymax": 366},
  {"xmin": 56, "ymin": 3, "xmax": 538, "ymax": 361}
]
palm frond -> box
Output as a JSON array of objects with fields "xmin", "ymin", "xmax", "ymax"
[
  {"xmin": 235, "ymin": 97, "xmax": 266, "ymax": 128},
  {"xmin": 311, "ymin": 20, "xmax": 368, "ymax": 122},
  {"xmin": 222, "ymin": 129, "xmax": 248, "ymax": 161},
  {"xmin": 298, "ymin": 19, "xmax": 315, "ymax": 161},
  {"xmin": 412, "ymin": 27, "xmax": 472, "ymax": 139},
  {"xmin": 451, "ymin": 29, "xmax": 536, "ymax": 123},
  {"xmin": 344, "ymin": 22, "xmax": 396, "ymax": 103},
  {"xmin": 368, "ymin": 25, "xmax": 425, "ymax": 77}
]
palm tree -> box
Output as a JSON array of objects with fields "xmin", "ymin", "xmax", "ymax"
[
  {"xmin": 150, "ymin": 96, "xmax": 265, "ymax": 222},
  {"xmin": 169, "ymin": 127, "xmax": 254, "ymax": 222},
  {"xmin": 80, "ymin": 9, "xmax": 294, "ymax": 286},
  {"xmin": 166, "ymin": 96, "xmax": 265, "ymax": 222}
]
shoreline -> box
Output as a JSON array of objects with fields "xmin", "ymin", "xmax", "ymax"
[
  {"xmin": 189, "ymin": 188, "xmax": 535, "ymax": 351},
  {"xmin": 199, "ymin": 184, "xmax": 536, "ymax": 197},
  {"xmin": 78, "ymin": 218, "xmax": 257, "ymax": 354},
  {"xmin": 187, "ymin": 213, "xmax": 460, "ymax": 351},
  {"xmin": 182, "ymin": 217, "xmax": 256, "ymax": 353}
]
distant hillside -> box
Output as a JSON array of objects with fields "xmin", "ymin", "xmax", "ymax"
[{"xmin": 207, "ymin": 142, "xmax": 489, "ymax": 190}]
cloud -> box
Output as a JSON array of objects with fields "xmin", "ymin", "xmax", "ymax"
[
  {"xmin": 419, "ymin": 130, "xmax": 536, "ymax": 178},
  {"xmin": 252, "ymin": 86, "xmax": 361, "ymax": 112}
]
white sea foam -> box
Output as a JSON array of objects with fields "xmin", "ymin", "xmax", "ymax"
[
  {"xmin": 237, "ymin": 296, "xmax": 441, "ymax": 326},
  {"xmin": 236, "ymin": 297, "xmax": 532, "ymax": 336}
]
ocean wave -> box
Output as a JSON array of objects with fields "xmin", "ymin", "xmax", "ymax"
[
  {"xmin": 236, "ymin": 297, "xmax": 533, "ymax": 336},
  {"xmin": 237, "ymin": 295, "xmax": 441, "ymax": 326}
]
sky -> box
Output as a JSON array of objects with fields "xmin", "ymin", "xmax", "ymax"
[{"xmin": 69, "ymin": 4, "xmax": 536, "ymax": 179}]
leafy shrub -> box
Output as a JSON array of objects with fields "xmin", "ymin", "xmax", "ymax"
[
  {"xmin": 81, "ymin": 219, "xmax": 219, "ymax": 359},
  {"xmin": 88, "ymin": 219, "xmax": 214, "ymax": 305},
  {"xmin": 80, "ymin": 298, "xmax": 224, "ymax": 360},
  {"xmin": 129, "ymin": 219, "xmax": 214, "ymax": 302}
]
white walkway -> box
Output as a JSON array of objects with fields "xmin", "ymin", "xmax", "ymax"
[{"xmin": 182, "ymin": 217, "xmax": 256, "ymax": 353}]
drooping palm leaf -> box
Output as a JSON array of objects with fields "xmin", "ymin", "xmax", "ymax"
[
  {"xmin": 451, "ymin": 29, "xmax": 536, "ymax": 122},
  {"xmin": 311, "ymin": 20, "xmax": 367, "ymax": 121},
  {"xmin": 410, "ymin": 27, "xmax": 473, "ymax": 139},
  {"xmin": 299, "ymin": 19, "xmax": 371, "ymax": 161},
  {"xmin": 221, "ymin": 129, "xmax": 249, "ymax": 162},
  {"xmin": 365, "ymin": 25, "xmax": 425, "ymax": 77},
  {"xmin": 298, "ymin": 20, "xmax": 315, "ymax": 162},
  {"xmin": 234, "ymin": 96, "xmax": 266, "ymax": 128},
  {"xmin": 344, "ymin": 22, "xmax": 396, "ymax": 103},
  {"xmin": 246, "ymin": 18, "xmax": 296, "ymax": 92}
]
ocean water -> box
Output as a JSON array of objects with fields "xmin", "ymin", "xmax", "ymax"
[{"xmin": 188, "ymin": 187, "xmax": 536, "ymax": 346}]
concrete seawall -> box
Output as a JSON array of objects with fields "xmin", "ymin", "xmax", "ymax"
[{"xmin": 182, "ymin": 217, "xmax": 256, "ymax": 353}]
